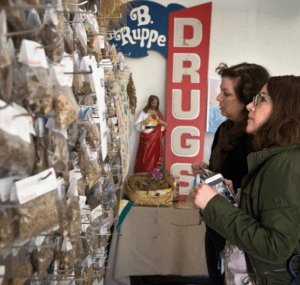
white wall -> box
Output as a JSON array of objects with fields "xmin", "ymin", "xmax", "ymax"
[{"xmin": 125, "ymin": 0, "xmax": 300, "ymax": 175}]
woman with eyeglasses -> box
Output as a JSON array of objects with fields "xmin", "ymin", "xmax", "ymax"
[
  {"xmin": 192, "ymin": 63, "xmax": 270, "ymax": 285},
  {"xmin": 193, "ymin": 76, "xmax": 300, "ymax": 284}
]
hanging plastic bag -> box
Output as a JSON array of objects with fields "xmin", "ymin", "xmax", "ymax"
[
  {"xmin": 41, "ymin": 6, "xmax": 65, "ymax": 63},
  {"xmin": 0, "ymin": 100, "xmax": 36, "ymax": 176},
  {"xmin": 0, "ymin": 10, "xmax": 12, "ymax": 103},
  {"xmin": 64, "ymin": 16, "xmax": 74, "ymax": 54},
  {"xmin": 5, "ymin": 247, "xmax": 34, "ymax": 285},
  {"xmin": 0, "ymin": 206, "xmax": 19, "ymax": 249},
  {"xmin": 73, "ymin": 12, "xmax": 87, "ymax": 57},
  {"xmin": 26, "ymin": 9, "xmax": 42, "ymax": 44},
  {"xmin": 7, "ymin": 38, "xmax": 28, "ymax": 105},
  {"xmin": 11, "ymin": 169, "xmax": 60, "ymax": 241},
  {"xmin": 57, "ymin": 238, "xmax": 75, "ymax": 275},
  {"xmin": 6, "ymin": 0, "xmax": 27, "ymax": 32},
  {"xmin": 53, "ymin": 85, "xmax": 79, "ymax": 130},
  {"xmin": 46, "ymin": 131, "xmax": 68, "ymax": 175},
  {"xmin": 79, "ymin": 144, "xmax": 102, "ymax": 189},
  {"xmin": 18, "ymin": 39, "xmax": 49, "ymax": 106},
  {"xmin": 31, "ymin": 236, "xmax": 54, "ymax": 275},
  {"xmin": 78, "ymin": 107, "xmax": 101, "ymax": 150}
]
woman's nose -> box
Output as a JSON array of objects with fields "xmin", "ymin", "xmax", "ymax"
[
  {"xmin": 246, "ymin": 101, "xmax": 255, "ymax": 112},
  {"xmin": 216, "ymin": 92, "xmax": 222, "ymax": 102}
]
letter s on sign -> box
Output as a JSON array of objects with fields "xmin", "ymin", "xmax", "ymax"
[
  {"xmin": 171, "ymin": 126, "xmax": 200, "ymax": 157},
  {"xmin": 170, "ymin": 163, "xmax": 195, "ymax": 194}
]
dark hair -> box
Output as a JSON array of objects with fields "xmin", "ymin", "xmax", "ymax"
[
  {"xmin": 143, "ymin": 95, "xmax": 160, "ymax": 113},
  {"xmin": 253, "ymin": 76, "xmax": 300, "ymax": 150},
  {"xmin": 216, "ymin": 63, "xmax": 270, "ymax": 127}
]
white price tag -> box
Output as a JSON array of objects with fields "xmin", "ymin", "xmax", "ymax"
[
  {"xmin": 0, "ymin": 175, "xmax": 23, "ymax": 202},
  {"xmin": 0, "ymin": 100, "xmax": 35, "ymax": 144},
  {"xmin": 19, "ymin": 39, "xmax": 48, "ymax": 68},
  {"xmin": 12, "ymin": 168, "xmax": 57, "ymax": 204}
]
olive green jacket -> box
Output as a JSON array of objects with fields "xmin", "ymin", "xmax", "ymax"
[{"xmin": 203, "ymin": 145, "xmax": 300, "ymax": 284}]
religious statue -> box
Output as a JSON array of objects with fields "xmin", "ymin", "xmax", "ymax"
[{"xmin": 134, "ymin": 95, "xmax": 168, "ymax": 173}]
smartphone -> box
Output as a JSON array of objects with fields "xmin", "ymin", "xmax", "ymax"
[{"xmin": 205, "ymin": 174, "xmax": 237, "ymax": 205}]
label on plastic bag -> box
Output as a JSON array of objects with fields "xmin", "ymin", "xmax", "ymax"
[
  {"xmin": 67, "ymin": 169, "xmax": 79, "ymax": 197},
  {"xmin": 19, "ymin": 39, "xmax": 48, "ymax": 69},
  {"xmin": 0, "ymin": 100, "xmax": 35, "ymax": 143},
  {"xmin": 90, "ymin": 204, "xmax": 102, "ymax": 221},
  {"xmin": 0, "ymin": 175, "xmax": 23, "ymax": 202},
  {"xmin": 11, "ymin": 168, "xmax": 57, "ymax": 204},
  {"xmin": 49, "ymin": 56, "xmax": 73, "ymax": 87}
]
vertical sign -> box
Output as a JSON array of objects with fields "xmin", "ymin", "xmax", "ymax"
[{"xmin": 165, "ymin": 3, "xmax": 212, "ymax": 196}]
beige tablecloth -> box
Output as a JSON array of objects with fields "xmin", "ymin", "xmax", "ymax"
[{"xmin": 105, "ymin": 205, "xmax": 208, "ymax": 285}]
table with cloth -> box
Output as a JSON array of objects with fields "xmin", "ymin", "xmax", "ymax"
[{"xmin": 104, "ymin": 204, "xmax": 208, "ymax": 285}]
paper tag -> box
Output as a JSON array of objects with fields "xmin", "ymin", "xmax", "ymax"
[
  {"xmin": 0, "ymin": 175, "xmax": 23, "ymax": 202},
  {"xmin": 12, "ymin": 168, "xmax": 57, "ymax": 204},
  {"xmin": 19, "ymin": 39, "xmax": 48, "ymax": 69},
  {"xmin": 112, "ymin": 117, "xmax": 118, "ymax": 125},
  {"xmin": 35, "ymin": 235, "xmax": 45, "ymax": 247},
  {"xmin": 49, "ymin": 56, "xmax": 73, "ymax": 87},
  {"xmin": 67, "ymin": 169, "xmax": 79, "ymax": 197},
  {"xmin": 87, "ymin": 145, "xmax": 97, "ymax": 161},
  {"xmin": 0, "ymin": 100, "xmax": 35, "ymax": 144},
  {"xmin": 34, "ymin": 117, "xmax": 45, "ymax": 137},
  {"xmin": 46, "ymin": 116, "xmax": 69, "ymax": 138},
  {"xmin": 0, "ymin": 265, "xmax": 5, "ymax": 284},
  {"xmin": 100, "ymin": 226, "xmax": 107, "ymax": 235},
  {"xmin": 66, "ymin": 239, "xmax": 73, "ymax": 251},
  {"xmin": 12, "ymin": 248, "xmax": 20, "ymax": 257},
  {"xmin": 79, "ymin": 196, "xmax": 87, "ymax": 208},
  {"xmin": 56, "ymin": 177, "xmax": 66, "ymax": 199},
  {"xmin": 92, "ymin": 35, "xmax": 104, "ymax": 51},
  {"xmin": 74, "ymin": 165, "xmax": 82, "ymax": 180},
  {"xmin": 90, "ymin": 204, "xmax": 102, "ymax": 221},
  {"xmin": 81, "ymin": 215, "xmax": 90, "ymax": 231}
]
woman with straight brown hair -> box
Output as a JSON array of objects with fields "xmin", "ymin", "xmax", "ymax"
[
  {"xmin": 193, "ymin": 76, "xmax": 300, "ymax": 284},
  {"xmin": 192, "ymin": 62, "xmax": 270, "ymax": 285}
]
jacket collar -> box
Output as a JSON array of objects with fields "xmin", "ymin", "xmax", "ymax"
[{"xmin": 247, "ymin": 145, "xmax": 300, "ymax": 173}]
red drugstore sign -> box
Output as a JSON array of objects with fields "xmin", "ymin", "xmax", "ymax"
[{"xmin": 165, "ymin": 2, "xmax": 212, "ymax": 196}]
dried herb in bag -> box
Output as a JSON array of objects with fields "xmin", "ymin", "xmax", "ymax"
[
  {"xmin": 54, "ymin": 86, "xmax": 79, "ymax": 130},
  {"xmin": 41, "ymin": 7, "xmax": 65, "ymax": 63},
  {"xmin": 32, "ymin": 136, "xmax": 48, "ymax": 175},
  {"xmin": 0, "ymin": 206, "xmax": 19, "ymax": 249},
  {"xmin": 57, "ymin": 196, "xmax": 81, "ymax": 237},
  {"xmin": 0, "ymin": 129, "xmax": 35, "ymax": 176},
  {"xmin": 79, "ymin": 146, "xmax": 102, "ymax": 189},
  {"xmin": 46, "ymin": 131, "xmax": 68, "ymax": 175},
  {"xmin": 6, "ymin": 0, "xmax": 27, "ymax": 32},
  {"xmin": 31, "ymin": 237, "xmax": 54, "ymax": 275},
  {"xmin": 73, "ymin": 13, "xmax": 87, "ymax": 57},
  {"xmin": 7, "ymin": 39, "xmax": 28, "ymax": 105},
  {"xmin": 64, "ymin": 16, "xmax": 74, "ymax": 54},
  {"xmin": 5, "ymin": 248, "xmax": 34, "ymax": 285},
  {"xmin": 57, "ymin": 239, "xmax": 75, "ymax": 275},
  {"xmin": 26, "ymin": 9, "xmax": 42, "ymax": 44},
  {"xmin": 78, "ymin": 108, "xmax": 101, "ymax": 151},
  {"xmin": 17, "ymin": 191, "xmax": 59, "ymax": 241}
]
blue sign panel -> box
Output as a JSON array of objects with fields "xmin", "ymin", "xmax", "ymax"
[{"xmin": 110, "ymin": 1, "xmax": 185, "ymax": 58}]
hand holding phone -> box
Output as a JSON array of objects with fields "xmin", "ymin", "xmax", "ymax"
[{"xmin": 205, "ymin": 174, "xmax": 237, "ymax": 205}]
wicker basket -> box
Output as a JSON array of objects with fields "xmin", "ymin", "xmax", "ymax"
[{"xmin": 125, "ymin": 173, "xmax": 174, "ymax": 207}]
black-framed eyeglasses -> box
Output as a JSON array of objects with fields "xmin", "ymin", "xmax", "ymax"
[{"xmin": 253, "ymin": 93, "xmax": 271, "ymax": 106}]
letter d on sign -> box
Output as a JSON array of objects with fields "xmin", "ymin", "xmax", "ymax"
[{"xmin": 174, "ymin": 18, "xmax": 202, "ymax": 47}]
